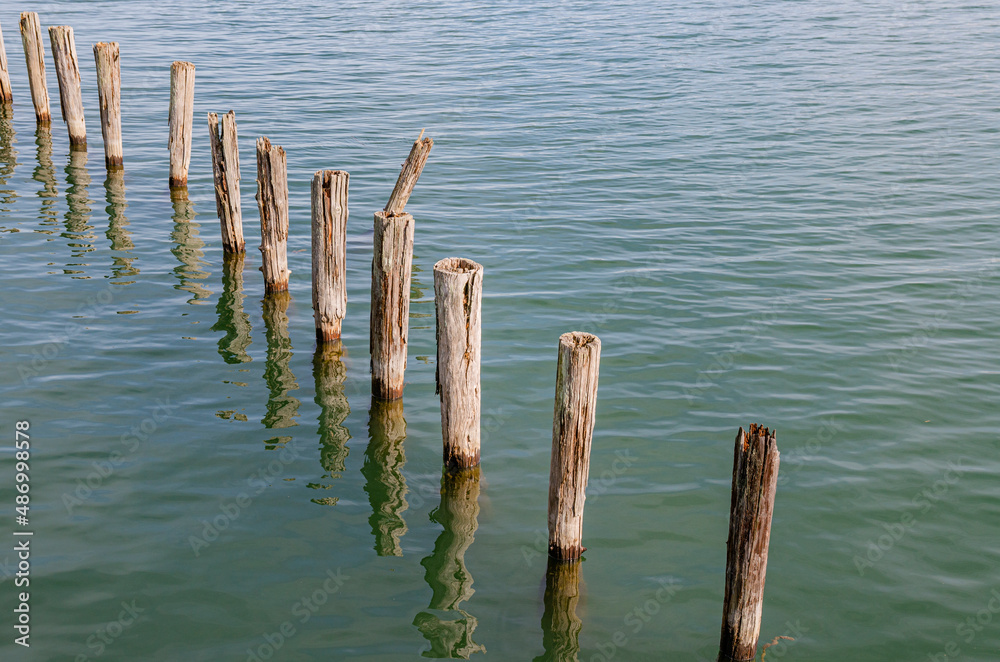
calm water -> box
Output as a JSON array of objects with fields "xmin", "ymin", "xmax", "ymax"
[{"xmin": 2, "ymin": 1, "xmax": 999, "ymax": 660}]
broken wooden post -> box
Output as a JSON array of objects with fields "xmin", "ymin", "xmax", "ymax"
[
  {"xmin": 48, "ymin": 26, "xmax": 85, "ymax": 146},
  {"xmin": 19, "ymin": 12, "xmax": 49, "ymax": 123},
  {"xmin": 718, "ymin": 424, "xmax": 780, "ymax": 662},
  {"xmin": 0, "ymin": 22, "xmax": 14, "ymax": 104},
  {"xmin": 384, "ymin": 131, "xmax": 432, "ymax": 215},
  {"xmin": 370, "ymin": 210, "xmax": 413, "ymax": 400},
  {"xmin": 434, "ymin": 257, "xmax": 483, "ymax": 469},
  {"xmin": 311, "ymin": 169, "xmax": 349, "ymax": 342},
  {"xmin": 93, "ymin": 42, "xmax": 122, "ymax": 168},
  {"xmin": 547, "ymin": 332, "xmax": 601, "ymax": 561},
  {"xmin": 256, "ymin": 136, "xmax": 289, "ymax": 293},
  {"xmin": 168, "ymin": 61, "xmax": 195, "ymax": 188},
  {"xmin": 208, "ymin": 110, "xmax": 244, "ymax": 253}
]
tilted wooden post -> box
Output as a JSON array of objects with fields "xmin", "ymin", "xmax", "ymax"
[
  {"xmin": 547, "ymin": 332, "xmax": 601, "ymax": 561},
  {"xmin": 434, "ymin": 257, "xmax": 483, "ymax": 469},
  {"xmin": 168, "ymin": 61, "xmax": 195, "ymax": 188},
  {"xmin": 48, "ymin": 26, "xmax": 85, "ymax": 146},
  {"xmin": 19, "ymin": 12, "xmax": 49, "ymax": 123},
  {"xmin": 384, "ymin": 131, "xmax": 433, "ymax": 215},
  {"xmin": 256, "ymin": 136, "xmax": 289, "ymax": 293},
  {"xmin": 93, "ymin": 42, "xmax": 122, "ymax": 168},
  {"xmin": 0, "ymin": 22, "xmax": 15, "ymax": 104},
  {"xmin": 718, "ymin": 424, "xmax": 780, "ymax": 662},
  {"xmin": 208, "ymin": 111, "xmax": 244, "ymax": 253},
  {"xmin": 370, "ymin": 211, "xmax": 413, "ymax": 400},
  {"xmin": 311, "ymin": 169, "xmax": 349, "ymax": 342}
]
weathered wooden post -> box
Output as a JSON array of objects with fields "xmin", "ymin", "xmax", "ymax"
[
  {"xmin": 256, "ymin": 136, "xmax": 289, "ymax": 293},
  {"xmin": 19, "ymin": 12, "xmax": 49, "ymax": 123},
  {"xmin": 434, "ymin": 257, "xmax": 483, "ymax": 469},
  {"xmin": 47, "ymin": 26, "xmax": 86, "ymax": 146},
  {"xmin": 168, "ymin": 61, "xmax": 195, "ymax": 188},
  {"xmin": 0, "ymin": 22, "xmax": 15, "ymax": 104},
  {"xmin": 547, "ymin": 332, "xmax": 601, "ymax": 561},
  {"xmin": 384, "ymin": 131, "xmax": 433, "ymax": 215},
  {"xmin": 93, "ymin": 42, "xmax": 122, "ymax": 168},
  {"xmin": 208, "ymin": 111, "xmax": 244, "ymax": 253},
  {"xmin": 311, "ymin": 169, "xmax": 349, "ymax": 342},
  {"xmin": 718, "ymin": 424, "xmax": 780, "ymax": 662}
]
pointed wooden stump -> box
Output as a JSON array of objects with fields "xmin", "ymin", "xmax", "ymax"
[{"xmin": 208, "ymin": 110, "xmax": 244, "ymax": 253}]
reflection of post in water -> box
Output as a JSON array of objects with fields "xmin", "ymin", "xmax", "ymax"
[
  {"xmin": 0, "ymin": 104, "xmax": 17, "ymax": 210},
  {"xmin": 261, "ymin": 291, "xmax": 300, "ymax": 431},
  {"xmin": 104, "ymin": 169, "xmax": 138, "ymax": 283},
  {"xmin": 63, "ymin": 146, "xmax": 94, "ymax": 269},
  {"xmin": 212, "ymin": 252, "xmax": 252, "ymax": 364},
  {"xmin": 533, "ymin": 558, "xmax": 583, "ymax": 662},
  {"xmin": 363, "ymin": 398, "xmax": 408, "ymax": 556},
  {"xmin": 310, "ymin": 341, "xmax": 351, "ymax": 504},
  {"xmin": 169, "ymin": 189, "xmax": 212, "ymax": 304},
  {"xmin": 413, "ymin": 468, "xmax": 486, "ymax": 658},
  {"xmin": 34, "ymin": 125, "xmax": 58, "ymax": 229}
]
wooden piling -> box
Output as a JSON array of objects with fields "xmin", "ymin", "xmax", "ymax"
[
  {"xmin": 547, "ymin": 332, "xmax": 601, "ymax": 561},
  {"xmin": 370, "ymin": 210, "xmax": 414, "ymax": 400},
  {"xmin": 434, "ymin": 257, "xmax": 483, "ymax": 469},
  {"xmin": 384, "ymin": 131, "xmax": 432, "ymax": 215},
  {"xmin": 718, "ymin": 424, "xmax": 780, "ymax": 662},
  {"xmin": 255, "ymin": 136, "xmax": 289, "ymax": 293},
  {"xmin": 311, "ymin": 170, "xmax": 349, "ymax": 342},
  {"xmin": 93, "ymin": 42, "xmax": 122, "ymax": 168},
  {"xmin": 19, "ymin": 12, "xmax": 49, "ymax": 123},
  {"xmin": 167, "ymin": 61, "xmax": 195, "ymax": 188},
  {"xmin": 208, "ymin": 111, "xmax": 244, "ymax": 253},
  {"xmin": 48, "ymin": 26, "xmax": 85, "ymax": 146},
  {"xmin": 0, "ymin": 22, "xmax": 14, "ymax": 104}
]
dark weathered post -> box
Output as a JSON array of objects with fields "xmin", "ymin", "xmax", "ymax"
[
  {"xmin": 48, "ymin": 26, "xmax": 85, "ymax": 145},
  {"xmin": 718, "ymin": 424, "xmax": 780, "ymax": 662},
  {"xmin": 0, "ymin": 22, "xmax": 12, "ymax": 104},
  {"xmin": 208, "ymin": 111, "xmax": 244, "ymax": 253},
  {"xmin": 256, "ymin": 136, "xmax": 289, "ymax": 293},
  {"xmin": 19, "ymin": 12, "xmax": 49, "ymax": 123},
  {"xmin": 547, "ymin": 332, "xmax": 601, "ymax": 561},
  {"xmin": 93, "ymin": 42, "xmax": 122, "ymax": 168},
  {"xmin": 168, "ymin": 61, "xmax": 195, "ymax": 188},
  {"xmin": 311, "ymin": 169, "xmax": 349, "ymax": 342}
]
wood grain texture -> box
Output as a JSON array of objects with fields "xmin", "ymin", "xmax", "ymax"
[
  {"xmin": 364, "ymin": 398, "xmax": 409, "ymax": 556},
  {"xmin": 548, "ymin": 331, "xmax": 601, "ymax": 561},
  {"xmin": 384, "ymin": 134, "xmax": 432, "ymax": 215},
  {"xmin": 255, "ymin": 136, "xmax": 290, "ymax": 293},
  {"xmin": 0, "ymin": 22, "xmax": 12, "ymax": 103},
  {"xmin": 538, "ymin": 557, "xmax": 583, "ymax": 662},
  {"xmin": 19, "ymin": 12, "xmax": 49, "ymax": 122},
  {"xmin": 434, "ymin": 257, "xmax": 483, "ymax": 469},
  {"xmin": 48, "ymin": 26, "xmax": 85, "ymax": 145},
  {"xmin": 168, "ymin": 61, "xmax": 195, "ymax": 187},
  {"xmin": 311, "ymin": 170, "xmax": 349, "ymax": 342},
  {"xmin": 718, "ymin": 424, "xmax": 780, "ymax": 662},
  {"xmin": 93, "ymin": 42, "xmax": 122, "ymax": 168},
  {"xmin": 208, "ymin": 111, "xmax": 244, "ymax": 253},
  {"xmin": 370, "ymin": 210, "xmax": 414, "ymax": 400}
]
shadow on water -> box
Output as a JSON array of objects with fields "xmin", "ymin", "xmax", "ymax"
[
  {"xmin": 34, "ymin": 125, "xmax": 58, "ymax": 231},
  {"xmin": 413, "ymin": 467, "xmax": 487, "ymax": 658},
  {"xmin": 169, "ymin": 189, "xmax": 212, "ymax": 304},
  {"xmin": 363, "ymin": 398, "xmax": 408, "ymax": 556},
  {"xmin": 261, "ymin": 291, "xmax": 300, "ymax": 439},
  {"xmin": 213, "ymin": 252, "xmax": 252, "ymax": 364},
  {"xmin": 309, "ymin": 341, "xmax": 352, "ymax": 506},
  {"xmin": 62, "ymin": 146, "xmax": 94, "ymax": 275},
  {"xmin": 532, "ymin": 558, "xmax": 584, "ymax": 662},
  {"xmin": 104, "ymin": 169, "xmax": 138, "ymax": 284},
  {"xmin": 0, "ymin": 104, "xmax": 17, "ymax": 210}
]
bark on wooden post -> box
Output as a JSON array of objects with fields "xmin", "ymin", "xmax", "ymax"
[
  {"xmin": 168, "ymin": 61, "xmax": 195, "ymax": 188},
  {"xmin": 93, "ymin": 42, "xmax": 122, "ymax": 168},
  {"xmin": 434, "ymin": 257, "xmax": 483, "ymax": 469},
  {"xmin": 718, "ymin": 424, "xmax": 780, "ymax": 662},
  {"xmin": 311, "ymin": 169, "xmax": 349, "ymax": 342},
  {"xmin": 255, "ymin": 136, "xmax": 289, "ymax": 293},
  {"xmin": 1, "ymin": 22, "xmax": 15, "ymax": 104},
  {"xmin": 19, "ymin": 12, "xmax": 49, "ymax": 123},
  {"xmin": 48, "ymin": 26, "xmax": 85, "ymax": 146},
  {"xmin": 208, "ymin": 111, "xmax": 244, "ymax": 253},
  {"xmin": 370, "ymin": 211, "xmax": 414, "ymax": 400},
  {"xmin": 384, "ymin": 131, "xmax": 432, "ymax": 215},
  {"xmin": 547, "ymin": 332, "xmax": 601, "ymax": 561}
]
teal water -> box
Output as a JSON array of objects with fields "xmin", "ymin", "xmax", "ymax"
[{"xmin": 1, "ymin": 1, "xmax": 999, "ymax": 660}]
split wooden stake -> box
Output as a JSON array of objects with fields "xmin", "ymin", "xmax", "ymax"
[
  {"xmin": 93, "ymin": 42, "xmax": 122, "ymax": 168},
  {"xmin": 311, "ymin": 170, "xmax": 349, "ymax": 342},
  {"xmin": 255, "ymin": 136, "xmax": 290, "ymax": 293},
  {"xmin": 384, "ymin": 131, "xmax": 432, "ymax": 215},
  {"xmin": 370, "ymin": 210, "xmax": 414, "ymax": 400},
  {"xmin": 434, "ymin": 257, "xmax": 483, "ymax": 469},
  {"xmin": 0, "ymin": 22, "xmax": 14, "ymax": 104},
  {"xmin": 48, "ymin": 26, "xmax": 85, "ymax": 146},
  {"xmin": 168, "ymin": 61, "xmax": 195, "ymax": 188},
  {"xmin": 19, "ymin": 12, "xmax": 49, "ymax": 123},
  {"xmin": 547, "ymin": 332, "xmax": 601, "ymax": 561},
  {"xmin": 208, "ymin": 110, "xmax": 244, "ymax": 253}
]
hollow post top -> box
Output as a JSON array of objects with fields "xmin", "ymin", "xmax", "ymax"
[{"xmin": 433, "ymin": 257, "xmax": 483, "ymax": 275}]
